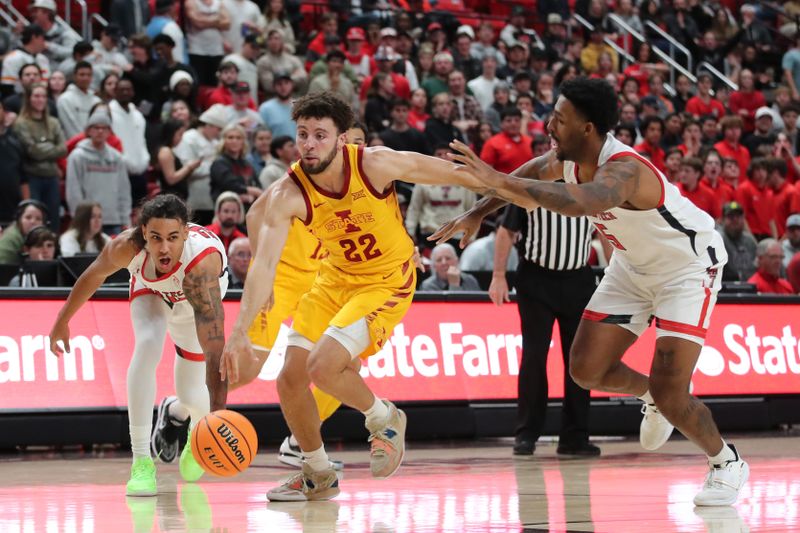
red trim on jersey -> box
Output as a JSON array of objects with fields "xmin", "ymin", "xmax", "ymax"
[
  {"xmin": 399, "ymin": 273, "xmax": 415, "ymax": 290},
  {"xmin": 655, "ymin": 318, "xmax": 707, "ymax": 339},
  {"xmin": 607, "ymin": 152, "xmax": 666, "ymax": 208},
  {"xmin": 176, "ymin": 346, "xmax": 205, "ymax": 362},
  {"xmin": 697, "ymin": 287, "xmax": 712, "ymax": 328},
  {"xmin": 306, "ymin": 146, "xmax": 351, "ymax": 199},
  {"xmin": 358, "ymin": 144, "xmax": 394, "ymax": 199},
  {"xmin": 582, "ymin": 309, "xmax": 609, "ymax": 321},
  {"xmin": 141, "ymin": 253, "xmax": 182, "ymax": 282},
  {"xmin": 184, "ymin": 247, "xmax": 222, "ymax": 276},
  {"xmin": 401, "ymin": 260, "xmax": 410, "ymax": 275},
  {"xmin": 130, "ymin": 276, "xmax": 159, "ymax": 300},
  {"xmin": 287, "ymin": 169, "xmax": 313, "ymax": 225}
]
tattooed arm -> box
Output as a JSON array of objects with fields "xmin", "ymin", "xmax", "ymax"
[{"xmin": 183, "ymin": 252, "xmax": 227, "ymax": 411}]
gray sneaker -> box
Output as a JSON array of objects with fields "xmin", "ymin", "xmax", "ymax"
[
  {"xmin": 267, "ymin": 463, "xmax": 340, "ymax": 502},
  {"xmin": 366, "ymin": 400, "xmax": 407, "ymax": 479}
]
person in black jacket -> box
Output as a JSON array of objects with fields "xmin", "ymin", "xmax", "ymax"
[
  {"xmin": 0, "ymin": 101, "xmax": 25, "ymax": 227},
  {"xmin": 209, "ymin": 124, "xmax": 262, "ymax": 209},
  {"xmin": 424, "ymin": 92, "xmax": 463, "ymax": 148}
]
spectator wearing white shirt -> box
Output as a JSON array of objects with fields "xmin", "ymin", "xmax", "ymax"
[
  {"xmin": 91, "ymin": 25, "xmax": 131, "ymax": 77},
  {"xmin": 185, "ymin": 0, "xmax": 231, "ymax": 86},
  {"xmin": 223, "ymin": 81, "xmax": 264, "ymax": 134},
  {"xmin": 1, "ymin": 25, "xmax": 50, "ymax": 98},
  {"xmin": 59, "ymin": 201, "xmax": 111, "ymax": 257},
  {"xmin": 109, "ymin": 79, "xmax": 149, "ymax": 208},
  {"xmin": 468, "ymin": 55, "xmax": 501, "ymax": 112},
  {"xmin": 460, "ymin": 230, "xmax": 519, "ymax": 272},
  {"xmin": 56, "ymin": 61, "xmax": 100, "ymax": 138},
  {"xmin": 221, "ymin": 0, "xmax": 264, "ymax": 55},
  {"xmin": 223, "ymin": 33, "xmax": 263, "ymax": 103},
  {"xmin": 28, "ymin": 0, "xmax": 79, "ymax": 65}
]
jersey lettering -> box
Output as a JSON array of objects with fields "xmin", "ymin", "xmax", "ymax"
[
  {"xmin": 339, "ymin": 233, "xmax": 383, "ymax": 262},
  {"xmin": 596, "ymin": 223, "xmax": 627, "ymax": 251}
]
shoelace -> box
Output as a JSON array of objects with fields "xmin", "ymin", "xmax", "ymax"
[
  {"xmin": 368, "ymin": 432, "xmax": 395, "ymax": 457},
  {"xmin": 702, "ymin": 462, "xmax": 740, "ymax": 490},
  {"xmin": 640, "ymin": 403, "xmax": 661, "ymax": 418},
  {"xmin": 131, "ymin": 461, "xmax": 152, "ymax": 478}
]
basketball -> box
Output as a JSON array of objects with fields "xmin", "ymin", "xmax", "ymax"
[{"xmin": 191, "ymin": 410, "xmax": 258, "ymax": 477}]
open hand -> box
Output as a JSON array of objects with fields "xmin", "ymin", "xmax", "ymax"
[
  {"xmin": 220, "ymin": 330, "xmax": 252, "ymax": 384},
  {"xmin": 49, "ymin": 320, "xmax": 71, "ymax": 356},
  {"xmin": 428, "ymin": 209, "xmax": 484, "ymax": 248}
]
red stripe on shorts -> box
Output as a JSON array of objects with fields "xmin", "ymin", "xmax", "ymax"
[
  {"xmin": 655, "ymin": 318, "xmax": 707, "ymax": 339},
  {"xmin": 582, "ymin": 309, "xmax": 610, "ymax": 321},
  {"xmin": 176, "ymin": 346, "xmax": 205, "ymax": 362},
  {"xmin": 697, "ymin": 287, "xmax": 712, "ymax": 328}
]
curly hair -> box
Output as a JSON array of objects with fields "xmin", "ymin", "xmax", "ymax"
[
  {"xmin": 558, "ymin": 77, "xmax": 619, "ymax": 136},
  {"xmin": 291, "ymin": 91, "xmax": 354, "ymax": 134},
  {"xmin": 131, "ymin": 194, "xmax": 191, "ymax": 248}
]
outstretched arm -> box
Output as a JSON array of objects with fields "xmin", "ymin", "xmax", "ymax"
[{"xmin": 183, "ymin": 252, "xmax": 227, "ymax": 411}]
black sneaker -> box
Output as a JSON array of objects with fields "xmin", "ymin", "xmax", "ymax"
[
  {"xmin": 150, "ymin": 396, "xmax": 187, "ymax": 463},
  {"xmin": 278, "ymin": 437, "xmax": 344, "ymax": 471},
  {"xmin": 556, "ymin": 441, "xmax": 601, "ymax": 457},
  {"xmin": 513, "ymin": 439, "xmax": 535, "ymax": 456}
]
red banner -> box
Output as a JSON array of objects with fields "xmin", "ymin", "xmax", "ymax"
[{"xmin": 0, "ymin": 299, "xmax": 798, "ymax": 411}]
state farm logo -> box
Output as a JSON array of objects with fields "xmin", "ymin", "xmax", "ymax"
[
  {"xmin": 697, "ymin": 325, "xmax": 800, "ymax": 376},
  {"xmin": 0, "ymin": 334, "xmax": 103, "ymax": 383}
]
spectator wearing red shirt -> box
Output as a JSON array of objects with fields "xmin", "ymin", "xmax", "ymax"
[
  {"xmin": 766, "ymin": 157, "xmax": 800, "ymax": 237},
  {"xmin": 721, "ymin": 157, "xmax": 742, "ymax": 189},
  {"xmin": 685, "ymin": 74, "xmax": 726, "ymax": 119},
  {"xmin": 748, "ymin": 238, "xmax": 794, "ymax": 294},
  {"xmin": 714, "ymin": 115, "xmax": 751, "ymax": 179},
  {"xmin": 205, "ymin": 191, "xmax": 246, "ymax": 254},
  {"xmin": 737, "ymin": 158, "xmax": 775, "ymax": 239},
  {"xmin": 702, "ymin": 150, "xmax": 736, "ymax": 209},
  {"xmin": 306, "ymin": 13, "xmax": 340, "ymax": 66},
  {"xmin": 480, "ymin": 107, "xmax": 532, "ymax": 175},
  {"xmin": 678, "ymin": 157, "xmax": 720, "ymax": 219},
  {"xmin": 407, "ymin": 88, "xmax": 430, "ymax": 132},
  {"xmin": 206, "ymin": 61, "xmax": 256, "ymax": 110},
  {"xmin": 728, "ymin": 69, "xmax": 766, "ymax": 134},
  {"xmin": 634, "ymin": 116, "xmax": 666, "ymax": 172},
  {"xmin": 359, "ymin": 46, "xmax": 411, "ymax": 103},
  {"xmin": 344, "ymin": 26, "xmax": 375, "ymax": 82}
]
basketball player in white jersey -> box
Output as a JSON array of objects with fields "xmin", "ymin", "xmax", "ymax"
[
  {"xmin": 435, "ymin": 77, "xmax": 748, "ymax": 506},
  {"xmin": 49, "ymin": 194, "xmax": 229, "ymax": 497}
]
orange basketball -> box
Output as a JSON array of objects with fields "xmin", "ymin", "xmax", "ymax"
[{"xmin": 191, "ymin": 410, "xmax": 258, "ymax": 477}]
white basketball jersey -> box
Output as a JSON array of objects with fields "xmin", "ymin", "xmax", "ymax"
[
  {"xmin": 127, "ymin": 224, "xmax": 229, "ymax": 307},
  {"xmin": 562, "ymin": 133, "xmax": 723, "ymax": 272}
]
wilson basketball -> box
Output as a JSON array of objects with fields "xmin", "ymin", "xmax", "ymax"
[{"xmin": 191, "ymin": 410, "xmax": 258, "ymax": 477}]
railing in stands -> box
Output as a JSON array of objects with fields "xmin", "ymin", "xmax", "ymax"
[
  {"xmin": 698, "ymin": 61, "xmax": 739, "ymax": 91},
  {"xmin": 65, "ymin": 0, "xmax": 88, "ymax": 39},
  {"xmin": 0, "ymin": 5, "xmax": 16, "ymax": 28},
  {"xmin": 88, "ymin": 13, "xmax": 109, "ymax": 42},
  {"xmin": 572, "ymin": 13, "xmax": 636, "ymax": 69},
  {"xmin": 1, "ymin": 0, "xmax": 27, "ymax": 26},
  {"xmin": 644, "ymin": 21, "xmax": 693, "ymax": 75}
]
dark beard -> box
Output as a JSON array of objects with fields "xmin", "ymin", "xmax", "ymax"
[
  {"xmin": 220, "ymin": 219, "xmax": 236, "ymax": 229},
  {"xmin": 300, "ymin": 145, "xmax": 338, "ymax": 175}
]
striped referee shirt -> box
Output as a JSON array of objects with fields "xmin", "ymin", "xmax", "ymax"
[{"xmin": 501, "ymin": 204, "xmax": 594, "ymax": 271}]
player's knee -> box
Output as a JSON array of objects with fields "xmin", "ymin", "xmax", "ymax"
[
  {"xmin": 569, "ymin": 357, "xmax": 598, "ymax": 390},
  {"xmin": 277, "ymin": 365, "xmax": 310, "ymax": 397},
  {"xmin": 306, "ymin": 354, "xmax": 334, "ymax": 388},
  {"xmin": 649, "ymin": 378, "xmax": 687, "ymax": 417}
]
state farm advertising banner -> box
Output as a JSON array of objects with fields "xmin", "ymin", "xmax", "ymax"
[{"xmin": 1, "ymin": 299, "xmax": 799, "ymax": 411}]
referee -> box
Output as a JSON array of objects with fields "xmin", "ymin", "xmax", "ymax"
[{"xmin": 492, "ymin": 204, "xmax": 601, "ymax": 456}]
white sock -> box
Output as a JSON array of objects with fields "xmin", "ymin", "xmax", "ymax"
[
  {"xmin": 302, "ymin": 445, "xmax": 330, "ymax": 472},
  {"xmin": 708, "ymin": 440, "xmax": 737, "ymax": 466},
  {"xmin": 362, "ymin": 396, "xmax": 389, "ymax": 428},
  {"xmin": 167, "ymin": 397, "xmax": 190, "ymax": 424},
  {"xmin": 289, "ymin": 434, "xmax": 299, "ymax": 447},
  {"xmin": 130, "ymin": 424, "xmax": 151, "ymax": 460},
  {"xmin": 638, "ymin": 390, "xmax": 655, "ymax": 404}
]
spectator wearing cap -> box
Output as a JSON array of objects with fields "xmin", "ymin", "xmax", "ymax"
[
  {"xmin": 310, "ymin": 50, "xmax": 358, "ymax": 111},
  {"xmin": 422, "ymin": 52, "xmax": 455, "ymax": 100},
  {"xmin": 223, "ymin": 81, "xmax": 264, "ymax": 133},
  {"xmin": 185, "ymin": 0, "xmax": 231, "ymax": 86},
  {"xmin": 581, "ymin": 28, "xmax": 619, "ymax": 74},
  {"xmin": 110, "ymin": 0, "xmax": 150, "ymax": 38},
  {"xmin": 379, "ymin": 99, "xmax": 428, "ymax": 154},
  {"xmin": 718, "ymin": 201, "xmax": 757, "ymax": 281},
  {"xmin": 309, "ymin": 35, "xmax": 359, "ymax": 88},
  {"xmin": 634, "ymin": 116, "xmax": 666, "ymax": 173},
  {"xmin": 766, "ymin": 158, "xmax": 800, "ymax": 237},
  {"xmin": 480, "ymin": 107, "xmax": 532, "ymax": 175},
  {"xmin": 174, "ymin": 104, "xmax": 228, "ymax": 223},
  {"xmin": 207, "ymin": 61, "xmax": 255, "ymax": 110},
  {"xmin": 702, "ymin": 149, "xmax": 736, "ymax": 209},
  {"xmin": 468, "ymin": 55, "xmax": 501, "ymax": 112},
  {"xmin": 738, "ymin": 158, "xmax": 775, "ymax": 240},
  {"xmin": 448, "ymin": 70, "xmax": 483, "ymax": 144},
  {"xmin": 1, "ymin": 25, "xmax": 50, "ymax": 97},
  {"xmin": 678, "ymin": 157, "xmax": 721, "ymax": 220},
  {"xmin": 110, "ymin": 78, "xmax": 150, "ymax": 206},
  {"xmin": 161, "ymin": 71, "xmax": 197, "ymax": 121},
  {"xmin": 783, "ymin": 214, "xmax": 800, "ymax": 269},
  {"xmin": 728, "ymin": 69, "xmax": 765, "ymax": 135},
  {"xmin": 259, "ymin": 135, "xmax": 297, "ymax": 188},
  {"xmin": 221, "ymin": 0, "xmax": 265, "ymax": 56},
  {"xmin": 29, "ymin": 0, "xmax": 79, "ymax": 65},
  {"xmin": 542, "ymin": 14, "xmax": 569, "ymax": 67},
  {"xmin": 497, "ymin": 41, "xmax": 529, "ymax": 84},
  {"xmin": 91, "ymin": 24, "xmax": 131, "ymax": 76},
  {"xmin": 56, "ymin": 61, "xmax": 100, "ymax": 138},
  {"xmin": 358, "ymin": 46, "xmax": 411, "ymax": 102},
  {"xmin": 748, "ymin": 238, "xmax": 794, "ymax": 294},
  {"xmin": 223, "ymin": 33, "xmax": 263, "ymax": 103},
  {"xmin": 470, "ymin": 22, "xmax": 506, "ymax": 67},
  {"xmin": 426, "ymin": 22, "xmax": 448, "ymax": 54},
  {"xmin": 146, "ymin": 0, "xmax": 187, "ymax": 65},
  {"xmin": 685, "ymin": 74, "xmax": 725, "ymax": 119},
  {"xmin": 500, "ymin": 5, "xmax": 528, "ymax": 48},
  {"xmin": 306, "ymin": 13, "xmax": 341, "ymax": 67},
  {"xmin": 744, "ymin": 106, "xmax": 777, "ymax": 157},
  {"xmin": 256, "ymin": 29, "xmax": 307, "ymax": 98},
  {"xmin": 258, "ymin": 74, "xmax": 296, "ymax": 138},
  {"xmin": 714, "ymin": 115, "xmax": 751, "ymax": 179},
  {"xmin": 263, "ymin": 0, "xmax": 296, "ymax": 54},
  {"xmin": 66, "ymin": 109, "xmax": 131, "ymax": 235},
  {"xmin": 344, "ymin": 27, "xmax": 375, "ymax": 82},
  {"xmin": 451, "ymin": 26, "xmax": 481, "ymax": 81},
  {"xmin": 425, "ymin": 92, "xmax": 464, "ymax": 149}
]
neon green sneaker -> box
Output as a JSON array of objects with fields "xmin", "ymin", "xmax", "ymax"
[
  {"xmin": 125, "ymin": 496, "xmax": 156, "ymax": 532},
  {"xmin": 179, "ymin": 428, "xmax": 205, "ymax": 482},
  {"xmin": 126, "ymin": 457, "xmax": 157, "ymax": 496},
  {"xmin": 181, "ymin": 484, "xmax": 213, "ymax": 530}
]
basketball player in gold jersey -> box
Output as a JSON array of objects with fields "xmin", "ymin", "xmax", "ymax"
[{"xmin": 220, "ymin": 93, "xmax": 486, "ymax": 501}]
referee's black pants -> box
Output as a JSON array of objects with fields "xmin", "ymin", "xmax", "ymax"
[{"xmin": 514, "ymin": 261, "xmax": 597, "ymax": 446}]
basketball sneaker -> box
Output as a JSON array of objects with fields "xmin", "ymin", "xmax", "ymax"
[
  {"xmin": 366, "ymin": 400, "xmax": 407, "ymax": 479},
  {"xmin": 151, "ymin": 396, "xmax": 188, "ymax": 463},
  {"xmin": 126, "ymin": 456, "xmax": 157, "ymax": 497},
  {"xmin": 180, "ymin": 484, "xmax": 212, "ymax": 530},
  {"xmin": 278, "ymin": 437, "xmax": 344, "ymax": 471},
  {"xmin": 639, "ymin": 402, "xmax": 674, "ymax": 450},
  {"xmin": 125, "ymin": 496, "xmax": 156, "ymax": 532},
  {"xmin": 266, "ymin": 463, "xmax": 340, "ymax": 502},
  {"xmin": 694, "ymin": 444, "xmax": 749, "ymax": 506},
  {"xmin": 179, "ymin": 428, "xmax": 205, "ymax": 482}
]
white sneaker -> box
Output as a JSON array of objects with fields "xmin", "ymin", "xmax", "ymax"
[
  {"xmin": 277, "ymin": 437, "xmax": 344, "ymax": 471},
  {"xmin": 694, "ymin": 444, "xmax": 749, "ymax": 506},
  {"xmin": 640, "ymin": 403, "xmax": 674, "ymax": 450}
]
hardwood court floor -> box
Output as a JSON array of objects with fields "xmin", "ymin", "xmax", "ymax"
[{"xmin": 0, "ymin": 435, "xmax": 798, "ymax": 532}]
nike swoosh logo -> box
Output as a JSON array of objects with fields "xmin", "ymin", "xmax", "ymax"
[
  {"xmin": 313, "ymin": 202, "xmax": 325, "ymax": 208},
  {"xmin": 382, "ymin": 272, "xmax": 393, "ymax": 280}
]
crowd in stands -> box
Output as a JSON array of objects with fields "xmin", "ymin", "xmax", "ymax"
[{"xmin": 0, "ymin": 0, "xmax": 799, "ymax": 293}]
